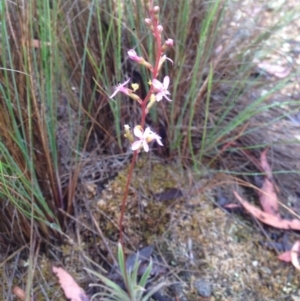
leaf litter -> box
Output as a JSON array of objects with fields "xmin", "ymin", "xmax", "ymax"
[
  {"xmin": 233, "ymin": 149, "xmax": 300, "ymax": 269},
  {"xmin": 52, "ymin": 266, "xmax": 89, "ymax": 301}
]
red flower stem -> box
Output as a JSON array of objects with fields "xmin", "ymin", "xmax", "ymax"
[
  {"xmin": 118, "ymin": 2, "xmax": 164, "ymax": 295},
  {"xmin": 118, "ymin": 150, "xmax": 138, "ymax": 244}
]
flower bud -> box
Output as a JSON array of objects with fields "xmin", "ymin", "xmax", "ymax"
[
  {"xmin": 165, "ymin": 38, "xmax": 174, "ymax": 47},
  {"xmin": 145, "ymin": 18, "xmax": 154, "ymax": 32},
  {"xmin": 162, "ymin": 39, "xmax": 174, "ymax": 53},
  {"xmin": 124, "ymin": 125, "xmax": 134, "ymax": 143},
  {"xmin": 128, "ymin": 49, "xmax": 144, "ymax": 63},
  {"xmin": 153, "ymin": 6, "xmax": 160, "ymax": 14},
  {"xmin": 157, "ymin": 25, "xmax": 163, "ymax": 32},
  {"xmin": 146, "ymin": 94, "xmax": 157, "ymax": 111},
  {"xmin": 127, "ymin": 49, "xmax": 153, "ymax": 71},
  {"xmin": 144, "ymin": 18, "xmax": 151, "ymax": 26},
  {"xmin": 128, "ymin": 92, "xmax": 142, "ymax": 103}
]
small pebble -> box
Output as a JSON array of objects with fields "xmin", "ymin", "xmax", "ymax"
[
  {"xmin": 193, "ymin": 279, "xmax": 212, "ymax": 297},
  {"xmin": 252, "ymin": 260, "xmax": 259, "ymax": 267}
]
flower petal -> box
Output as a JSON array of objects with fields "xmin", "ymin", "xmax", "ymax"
[
  {"xmin": 152, "ymin": 79, "xmax": 163, "ymax": 91},
  {"xmin": 109, "ymin": 88, "xmax": 120, "ymax": 99},
  {"xmin": 149, "ymin": 132, "xmax": 163, "ymax": 146},
  {"xmin": 128, "ymin": 49, "xmax": 137, "ymax": 58},
  {"xmin": 163, "ymin": 76, "xmax": 170, "ymax": 89},
  {"xmin": 110, "ymin": 78, "xmax": 131, "ymax": 99},
  {"xmin": 142, "ymin": 140, "xmax": 149, "ymax": 152},
  {"xmin": 133, "ymin": 126, "xmax": 144, "ymax": 139},
  {"xmin": 155, "ymin": 92, "xmax": 163, "ymax": 102},
  {"xmin": 131, "ymin": 141, "xmax": 142, "ymax": 151},
  {"xmin": 166, "ymin": 57, "xmax": 173, "ymax": 65},
  {"xmin": 143, "ymin": 127, "xmax": 151, "ymax": 137},
  {"xmin": 155, "ymin": 136, "xmax": 163, "ymax": 146},
  {"xmin": 163, "ymin": 93, "xmax": 172, "ymax": 102}
]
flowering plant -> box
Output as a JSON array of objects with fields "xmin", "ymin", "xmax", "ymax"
[
  {"xmin": 107, "ymin": 0, "xmax": 174, "ymax": 244},
  {"xmin": 91, "ymin": 1, "xmax": 174, "ymax": 299}
]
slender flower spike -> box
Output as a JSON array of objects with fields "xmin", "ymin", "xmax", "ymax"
[
  {"xmin": 110, "ymin": 78, "xmax": 131, "ymax": 99},
  {"xmin": 152, "ymin": 76, "xmax": 172, "ymax": 102},
  {"xmin": 132, "ymin": 126, "xmax": 163, "ymax": 152}
]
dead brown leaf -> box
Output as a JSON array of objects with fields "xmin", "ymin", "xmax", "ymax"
[
  {"xmin": 278, "ymin": 250, "xmax": 292, "ymax": 262},
  {"xmin": 12, "ymin": 286, "xmax": 33, "ymax": 301},
  {"xmin": 258, "ymin": 179, "xmax": 280, "ymax": 218},
  {"xmin": 291, "ymin": 241, "xmax": 300, "ymax": 270},
  {"xmin": 278, "ymin": 241, "xmax": 300, "ymax": 266},
  {"xmin": 257, "ymin": 62, "xmax": 291, "ymax": 78},
  {"xmin": 223, "ymin": 203, "xmax": 241, "ymax": 209},
  {"xmin": 260, "ymin": 148, "xmax": 272, "ymax": 180},
  {"xmin": 259, "ymin": 148, "xmax": 280, "ymax": 193},
  {"xmin": 233, "ymin": 191, "xmax": 300, "ymax": 230},
  {"xmin": 52, "ymin": 266, "xmax": 89, "ymax": 301}
]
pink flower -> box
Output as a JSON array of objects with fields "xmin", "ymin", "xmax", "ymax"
[
  {"xmin": 131, "ymin": 126, "xmax": 163, "ymax": 152},
  {"xmin": 109, "ymin": 78, "xmax": 131, "ymax": 99},
  {"xmin": 152, "ymin": 76, "xmax": 172, "ymax": 102},
  {"xmin": 127, "ymin": 49, "xmax": 143, "ymax": 63}
]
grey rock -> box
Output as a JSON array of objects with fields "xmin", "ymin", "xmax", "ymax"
[{"xmin": 193, "ymin": 279, "xmax": 212, "ymax": 297}]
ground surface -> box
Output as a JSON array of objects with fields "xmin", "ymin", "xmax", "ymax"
[
  {"xmin": 80, "ymin": 158, "xmax": 300, "ymax": 301},
  {"xmin": 3, "ymin": 157, "xmax": 300, "ymax": 301}
]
